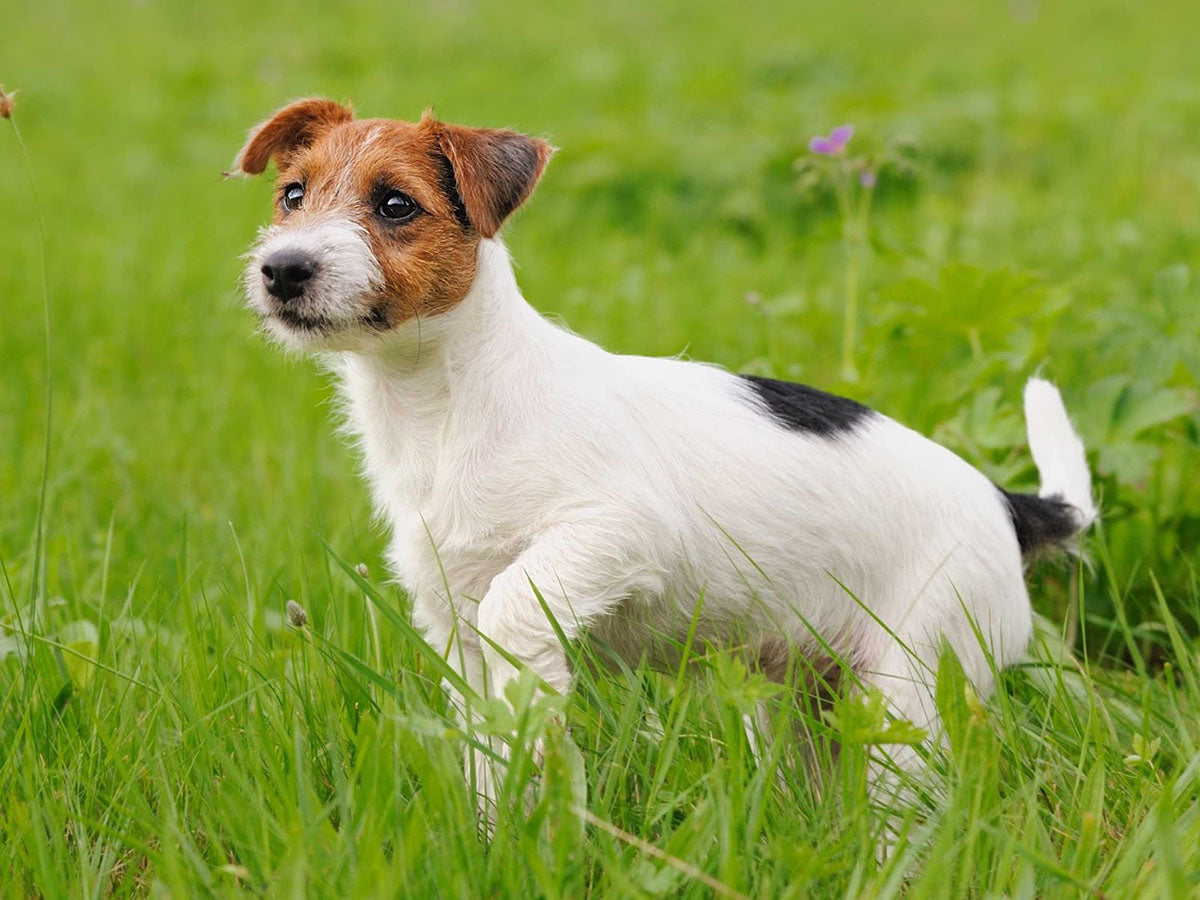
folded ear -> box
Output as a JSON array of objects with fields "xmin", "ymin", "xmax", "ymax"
[
  {"xmin": 230, "ymin": 98, "xmax": 354, "ymax": 176},
  {"xmin": 433, "ymin": 120, "xmax": 554, "ymax": 237}
]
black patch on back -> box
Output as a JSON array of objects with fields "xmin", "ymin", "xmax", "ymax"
[
  {"xmin": 740, "ymin": 375, "xmax": 873, "ymax": 436},
  {"xmin": 1001, "ymin": 489, "xmax": 1079, "ymax": 555}
]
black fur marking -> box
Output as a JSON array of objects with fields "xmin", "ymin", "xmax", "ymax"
[
  {"xmin": 489, "ymin": 138, "xmax": 540, "ymax": 224},
  {"xmin": 1001, "ymin": 489, "xmax": 1079, "ymax": 555},
  {"xmin": 431, "ymin": 149, "xmax": 471, "ymax": 230},
  {"xmin": 361, "ymin": 304, "xmax": 390, "ymax": 331},
  {"xmin": 740, "ymin": 375, "xmax": 873, "ymax": 436},
  {"xmin": 274, "ymin": 307, "xmax": 332, "ymax": 332}
]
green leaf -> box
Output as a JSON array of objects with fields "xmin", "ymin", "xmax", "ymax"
[
  {"xmin": 1112, "ymin": 386, "xmax": 1195, "ymax": 440},
  {"xmin": 1097, "ymin": 441, "xmax": 1158, "ymax": 485},
  {"xmin": 58, "ymin": 619, "xmax": 99, "ymax": 688},
  {"xmin": 823, "ymin": 689, "xmax": 927, "ymax": 747},
  {"xmin": 0, "ymin": 632, "xmax": 23, "ymax": 662},
  {"xmin": 936, "ymin": 640, "xmax": 970, "ymax": 757}
]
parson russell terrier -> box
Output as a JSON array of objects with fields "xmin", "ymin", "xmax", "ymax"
[{"xmin": 231, "ymin": 99, "xmax": 1097, "ymax": 810}]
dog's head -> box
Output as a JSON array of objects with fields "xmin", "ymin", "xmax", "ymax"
[{"xmin": 231, "ymin": 99, "xmax": 553, "ymax": 351}]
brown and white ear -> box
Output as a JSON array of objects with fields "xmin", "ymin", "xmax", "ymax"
[
  {"xmin": 434, "ymin": 121, "xmax": 554, "ymax": 237},
  {"xmin": 229, "ymin": 98, "xmax": 354, "ymax": 176}
]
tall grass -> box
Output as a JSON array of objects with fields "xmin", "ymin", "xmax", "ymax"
[{"xmin": 2, "ymin": 531, "xmax": 1198, "ymax": 896}]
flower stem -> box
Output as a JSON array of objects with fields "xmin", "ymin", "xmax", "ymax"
[
  {"xmin": 841, "ymin": 243, "xmax": 860, "ymax": 382},
  {"xmin": 840, "ymin": 172, "xmax": 874, "ymax": 383}
]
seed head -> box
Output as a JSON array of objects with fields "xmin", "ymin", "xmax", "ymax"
[
  {"xmin": 0, "ymin": 86, "xmax": 16, "ymax": 119},
  {"xmin": 285, "ymin": 600, "xmax": 308, "ymax": 628}
]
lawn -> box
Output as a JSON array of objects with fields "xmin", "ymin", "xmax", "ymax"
[{"xmin": 2, "ymin": 0, "xmax": 1199, "ymax": 895}]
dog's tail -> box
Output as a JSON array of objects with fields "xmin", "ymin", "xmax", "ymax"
[{"xmin": 1001, "ymin": 378, "xmax": 1097, "ymax": 556}]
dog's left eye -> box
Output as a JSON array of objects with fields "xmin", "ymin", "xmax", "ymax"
[
  {"xmin": 281, "ymin": 183, "xmax": 305, "ymax": 212},
  {"xmin": 377, "ymin": 190, "xmax": 418, "ymax": 222}
]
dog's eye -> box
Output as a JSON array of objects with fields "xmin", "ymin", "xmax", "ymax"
[
  {"xmin": 281, "ymin": 183, "xmax": 305, "ymax": 212},
  {"xmin": 377, "ymin": 190, "xmax": 418, "ymax": 222}
]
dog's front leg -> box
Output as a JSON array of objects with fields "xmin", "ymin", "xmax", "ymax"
[
  {"xmin": 468, "ymin": 523, "xmax": 650, "ymax": 825},
  {"xmin": 476, "ymin": 523, "xmax": 639, "ymax": 702}
]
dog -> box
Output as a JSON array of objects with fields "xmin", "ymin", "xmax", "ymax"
[{"xmin": 232, "ymin": 98, "xmax": 1096, "ymax": 814}]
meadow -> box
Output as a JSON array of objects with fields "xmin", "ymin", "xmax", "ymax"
[{"xmin": 2, "ymin": 0, "xmax": 1199, "ymax": 895}]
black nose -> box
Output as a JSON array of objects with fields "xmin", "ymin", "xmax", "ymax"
[{"xmin": 261, "ymin": 251, "xmax": 317, "ymax": 301}]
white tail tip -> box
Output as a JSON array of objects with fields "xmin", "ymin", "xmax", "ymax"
[{"xmin": 1023, "ymin": 378, "xmax": 1097, "ymax": 529}]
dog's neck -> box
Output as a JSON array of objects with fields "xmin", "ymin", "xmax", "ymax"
[{"xmin": 330, "ymin": 239, "xmax": 554, "ymax": 521}]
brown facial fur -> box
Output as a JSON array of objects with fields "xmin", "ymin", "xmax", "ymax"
[{"xmin": 234, "ymin": 100, "xmax": 553, "ymax": 330}]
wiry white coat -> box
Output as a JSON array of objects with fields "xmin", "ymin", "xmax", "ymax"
[{"xmin": 328, "ymin": 238, "xmax": 1094, "ymax": 748}]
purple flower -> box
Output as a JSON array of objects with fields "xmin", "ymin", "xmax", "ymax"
[
  {"xmin": 859, "ymin": 170, "xmax": 877, "ymax": 188},
  {"xmin": 809, "ymin": 124, "xmax": 853, "ymax": 156}
]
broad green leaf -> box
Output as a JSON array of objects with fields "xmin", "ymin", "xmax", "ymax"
[{"xmin": 58, "ymin": 619, "xmax": 100, "ymax": 688}]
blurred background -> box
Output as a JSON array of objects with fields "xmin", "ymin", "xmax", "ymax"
[{"xmin": 2, "ymin": 0, "xmax": 1199, "ymax": 657}]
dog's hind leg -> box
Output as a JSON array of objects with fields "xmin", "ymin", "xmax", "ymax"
[
  {"xmin": 859, "ymin": 638, "xmax": 940, "ymax": 772},
  {"xmin": 746, "ymin": 638, "xmax": 848, "ymax": 797}
]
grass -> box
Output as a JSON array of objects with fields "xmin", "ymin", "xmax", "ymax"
[{"xmin": 2, "ymin": 0, "xmax": 1199, "ymax": 895}]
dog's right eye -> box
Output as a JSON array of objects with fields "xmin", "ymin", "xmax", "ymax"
[{"xmin": 281, "ymin": 183, "xmax": 305, "ymax": 212}]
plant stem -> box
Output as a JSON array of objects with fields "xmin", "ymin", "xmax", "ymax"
[
  {"xmin": 7, "ymin": 108, "xmax": 53, "ymax": 632},
  {"xmin": 842, "ymin": 237, "xmax": 860, "ymax": 382},
  {"xmin": 839, "ymin": 169, "xmax": 873, "ymax": 383}
]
